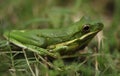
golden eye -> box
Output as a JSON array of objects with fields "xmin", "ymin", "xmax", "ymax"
[{"xmin": 82, "ymin": 24, "xmax": 90, "ymax": 32}]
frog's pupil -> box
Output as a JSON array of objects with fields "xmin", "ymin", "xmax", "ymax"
[{"xmin": 83, "ymin": 25, "xmax": 89, "ymax": 31}]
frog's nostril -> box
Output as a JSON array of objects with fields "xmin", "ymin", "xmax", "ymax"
[
  {"xmin": 97, "ymin": 23, "xmax": 104, "ymax": 30},
  {"xmin": 98, "ymin": 23, "xmax": 103, "ymax": 27}
]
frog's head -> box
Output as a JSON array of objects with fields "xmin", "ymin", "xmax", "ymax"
[
  {"xmin": 80, "ymin": 16, "xmax": 103, "ymax": 34},
  {"xmin": 74, "ymin": 16, "xmax": 104, "ymax": 49}
]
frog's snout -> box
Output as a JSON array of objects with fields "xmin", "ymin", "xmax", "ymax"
[{"xmin": 96, "ymin": 23, "xmax": 104, "ymax": 30}]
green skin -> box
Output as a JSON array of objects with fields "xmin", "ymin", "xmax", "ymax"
[{"xmin": 4, "ymin": 17, "xmax": 103, "ymax": 58}]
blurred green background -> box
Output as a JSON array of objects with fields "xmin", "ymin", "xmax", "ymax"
[{"xmin": 0, "ymin": 0, "xmax": 120, "ymax": 76}]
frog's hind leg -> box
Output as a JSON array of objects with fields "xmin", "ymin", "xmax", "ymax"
[
  {"xmin": 6, "ymin": 37, "xmax": 57, "ymax": 58},
  {"xmin": 25, "ymin": 44, "xmax": 58, "ymax": 58}
]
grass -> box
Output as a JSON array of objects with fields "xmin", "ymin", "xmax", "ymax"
[{"xmin": 0, "ymin": 0, "xmax": 120, "ymax": 76}]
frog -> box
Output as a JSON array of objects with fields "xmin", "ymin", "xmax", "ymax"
[{"xmin": 4, "ymin": 16, "xmax": 103, "ymax": 58}]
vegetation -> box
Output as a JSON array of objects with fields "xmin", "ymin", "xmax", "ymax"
[{"xmin": 0, "ymin": 0, "xmax": 120, "ymax": 76}]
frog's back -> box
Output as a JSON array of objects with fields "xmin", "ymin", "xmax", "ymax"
[
  {"xmin": 24, "ymin": 28, "xmax": 75, "ymax": 46},
  {"xmin": 4, "ymin": 27, "xmax": 75, "ymax": 48}
]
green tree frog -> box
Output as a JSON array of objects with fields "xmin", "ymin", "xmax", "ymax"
[{"xmin": 4, "ymin": 17, "xmax": 103, "ymax": 58}]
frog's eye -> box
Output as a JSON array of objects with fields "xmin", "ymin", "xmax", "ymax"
[{"xmin": 82, "ymin": 24, "xmax": 90, "ymax": 33}]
